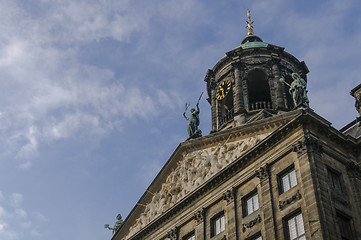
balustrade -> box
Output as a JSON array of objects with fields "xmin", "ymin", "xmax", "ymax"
[{"xmin": 250, "ymin": 101, "xmax": 272, "ymax": 111}]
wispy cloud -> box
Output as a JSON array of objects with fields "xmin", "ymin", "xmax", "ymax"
[
  {"xmin": 0, "ymin": 1, "xmax": 183, "ymax": 165},
  {"xmin": 0, "ymin": 192, "xmax": 44, "ymax": 240}
]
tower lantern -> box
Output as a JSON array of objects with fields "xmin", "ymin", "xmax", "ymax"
[{"xmin": 205, "ymin": 10, "xmax": 309, "ymax": 132}]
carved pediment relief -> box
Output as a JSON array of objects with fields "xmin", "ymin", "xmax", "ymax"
[{"xmin": 124, "ymin": 133, "xmax": 270, "ymax": 239}]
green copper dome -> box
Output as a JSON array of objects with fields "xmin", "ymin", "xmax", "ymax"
[{"xmin": 240, "ymin": 34, "xmax": 268, "ymax": 49}]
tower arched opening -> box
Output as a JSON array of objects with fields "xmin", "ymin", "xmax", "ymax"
[{"xmin": 247, "ymin": 69, "xmax": 272, "ymax": 111}]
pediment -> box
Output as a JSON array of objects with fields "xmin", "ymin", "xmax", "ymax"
[
  {"xmin": 246, "ymin": 110, "xmax": 274, "ymax": 123},
  {"xmin": 124, "ymin": 133, "xmax": 270, "ymax": 239}
]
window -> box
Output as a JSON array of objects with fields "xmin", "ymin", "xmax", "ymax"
[
  {"xmin": 183, "ymin": 233, "xmax": 195, "ymax": 240},
  {"xmin": 184, "ymin": 235, "xmax": 195, "ymax": 240},
  {"xmin": 244, "ymin": 192, "xmax": 259, "ymax": 216},
  {"xmin": 337, "ymin": 213, "xmax": 354, "ymax": 240},
  {"xmin": 285, "ymin": 213, "xmax": 305, "ymax": 240},
  {"xmin": 211, "ymin": 213, "xmax": 225, "ymax": 237},
  {"xmin": 280, "ymin": 168, "xmax": 297, "ymax": 193},
  {"xmin": 246, "ymin": 232, "xmax": 262, "ymax": 240},
  {"xmin": 328, "ymin": 169, "xmax": 342, "ymax": 192}
]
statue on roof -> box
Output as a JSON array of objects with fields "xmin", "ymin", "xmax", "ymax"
[
  {"xmin": 183, "ymin": 93, "xmax": 203, "ymax": 140},
  {"xmin": 104, "ymin": 214, "xmax": 123, "ymax": 235},
  {"xmin": 280, "ymin": 73, "xmax": 309, "ymax": 109}
]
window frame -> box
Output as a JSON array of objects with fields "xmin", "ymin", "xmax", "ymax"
[
  {"xmin": 210, "ymin": 211, "xmax": 225, "ymax": 238},
  {"xmin": 327, "ymin": 168, "xmax": 343, "ymax": 193},
  {"xmin": 278, "ymin": 166, "xmax": 297, "ymax": 194},
  {"xmin": 283, "ymin": 210, "xmax": 306, "ymax": 240},
  {"xmin": 242, "ymin": 190, "xmax": 259, "ymax": 217},
  {"xmin": 245, "ymin": 232, "xmax": 262, "ymax": 240},
  {"xmin": 336, "ymin": 212, "xmax": 354, "ymax": 240},
  {"xmin": 182, "ymin": 230, "xmax": 195, "ymax": 240}
]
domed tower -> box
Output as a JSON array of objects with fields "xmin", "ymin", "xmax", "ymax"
[{"xmin": 205, "ymin": 10, "xmax": 309, "ymax": 132}]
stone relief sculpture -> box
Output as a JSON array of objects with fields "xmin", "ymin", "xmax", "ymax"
[
  {"xmin": 124, "ymin": 134, "xmax": 269, "ymax": 240},
  {"xmin": 280, "ymin": 73, "xmax": 309, "ymax": 109}
]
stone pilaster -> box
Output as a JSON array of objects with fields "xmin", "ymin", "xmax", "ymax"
[
  {"xmin": 232, "ymin": 62, "xmax": 245, "ymax": 125},
  {"xmin": 223, "ymin": 188, "xmax": 237, "ymax": 240},
  {"xmin": 346, "ymin": 161, "xmax": 361, "ymax": 238},
  {"xmin": 256, "ymin": 164, "xmax": 277, "ymax": 240},
  {"xmin": 292, "ymin": 135, "xmax": 326, "ymax": 239},
  {"xmin": 210, "ymin": 83, "xmax": 217, "ymax": 132},
  {"xmin": 271, "ymin": 59, "xmax": 286, "ymax": 110},
  {"xmin": 194, "ymin": 209, "xmax": 205, "ymax": 240},
  {"xmin": 205, "ymin": 69, "xmax": 217, "ymax": 133},
  {"xmin": 242, "ymin": 77, "xmax": 249, "ymax": 112}
]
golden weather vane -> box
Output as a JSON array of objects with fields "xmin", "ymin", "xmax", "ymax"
[{"xmin": 246, "ymin": 9, "xmax": 254, "ymax": 35}]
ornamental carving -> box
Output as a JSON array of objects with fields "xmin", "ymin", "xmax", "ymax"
[
  {"xmin": 256, "ymin": 164, "xmax": 270, "ymax": 180},
  {"xmin": 124, "ymin": 134, "xmax": 270, "ymax": 240},
  {"xmin": 167, "ymin": 227, "xmax": 178, "ymax": 240},
  {"xmin": 194, "ymin": 209, "xmax": 205, "ymax": 224},
  {"xmin": 292, "ymin": 135, "xmax": 323, "ymax": 157},
  {"xmin": 279, "ymin": 190, "xmax": 302, "ymax": 210},
  {"xmin": 292, "ymin": 140, "xmax": 307, "ymax": 156},
  {"xmin": 223, "ymin": 189, "xmax": 234, "ymax": 204},
  {"xmin": 242, "ymin": 214, "xmax": 261, "ymax": 232}
]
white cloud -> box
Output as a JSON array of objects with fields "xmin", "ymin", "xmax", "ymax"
[
  {"xmin": 0, "ymin": 192, "xmax": 43, "ymax": 240},
  {"xmin": 15, "ymin": 127, "xmax": 39, "ymax": 160},
  {"xmin": 41, "ymin": 0, "xmax": 147, "ymax": 43},
  {"xmin": 0, "ymin": 41, "xmax": 27, "ymax": 66},
  {"xmin": 0, "ymin": 0, "xmax": 186, "ymax": 165}
]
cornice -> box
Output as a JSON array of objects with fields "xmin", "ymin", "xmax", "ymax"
[{"xmin": 211, "ymin": 47, "xmax": 308, "ymax": 87}]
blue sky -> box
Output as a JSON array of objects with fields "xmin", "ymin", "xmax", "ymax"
[{"xmin": 0, "ymin": 0, "xmax": 360, "ymax": 239}]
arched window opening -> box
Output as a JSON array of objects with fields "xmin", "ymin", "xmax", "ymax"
[{"xmin": 247, "ymin": 69, "xmax": 272, "ymax": 111}]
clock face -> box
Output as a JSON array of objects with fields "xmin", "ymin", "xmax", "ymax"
[{"xmin": 216, "ymin": 79, "xmax": 231, "ymax": 100}]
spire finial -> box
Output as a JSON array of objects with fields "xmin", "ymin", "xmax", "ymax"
[{"xmin": 246, "ymin": 9, "xmax": 254, "ymax": 35}]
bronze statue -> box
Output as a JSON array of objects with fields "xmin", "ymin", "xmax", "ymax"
[
  {"xmin": 183, "ymin": 93, "xmax": 203, "ymax": 140},
  {"xmin": 280, "ymin": 73, "xmax": 309, "ymax": 109},
  {"xmin": 104, "ymin": 214, "xmax": 123, "ymax": 235}
]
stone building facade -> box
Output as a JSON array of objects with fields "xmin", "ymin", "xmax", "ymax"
[{"xmin": 112, "ymin": 25, "xmax": 361, "ymax": 240}]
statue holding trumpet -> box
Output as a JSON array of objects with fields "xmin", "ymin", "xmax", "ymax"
[{"xmin": 183, "ymin": 92, "xmax": 203, "ymax": 140}]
